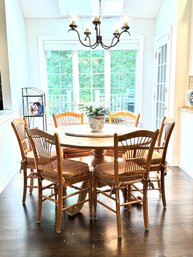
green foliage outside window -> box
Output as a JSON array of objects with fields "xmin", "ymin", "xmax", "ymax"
[{"xmin": 45, "ymin": 49, "xmax": 136, "ymax": 115}]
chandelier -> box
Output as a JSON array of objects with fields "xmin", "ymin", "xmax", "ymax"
[{"xmin": 68, "ymin": 0, "xmax": 130, "ymax": 50}]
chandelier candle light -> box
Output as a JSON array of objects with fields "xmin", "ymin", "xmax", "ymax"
[{"xmin": 68, "ymin": 0, "xmax": 130, "ymax": 50}]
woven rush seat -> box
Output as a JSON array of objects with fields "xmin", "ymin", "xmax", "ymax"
[
  {"xmin": 95, "ymin": 160, "xmax": 146, "ymax": 186},
  {"xmin": 40, "ymin": 159, "xmax": 90, "ymax": 182}
]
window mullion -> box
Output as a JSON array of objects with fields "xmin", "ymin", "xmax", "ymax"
[
  {"xmin": 105, "ymin": 51, "xmax": 111, "ymax": 107},
  {"xmin": 73, "ymin": 50, "xmax": 79, "ymax": 110}
]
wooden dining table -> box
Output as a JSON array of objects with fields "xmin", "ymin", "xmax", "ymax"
[{"xmin": 53, "ymin": 123, "xmax": 139, "ymax": 167}]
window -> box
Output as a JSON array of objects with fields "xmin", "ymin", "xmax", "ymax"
[
  {"xmin": 79, "ymin": 51, "xmax": 105, "ymax": 104},
  {"xmin": 111, "ymin": 50, "xmax": 136, "ymax": 112},
  {"xmin": 46, "ymin": 50, "xmax": 73, "ymax": 114},
  {"xmin": 43, "ymin": 40, "xmax": 141, "ymax": 117}
]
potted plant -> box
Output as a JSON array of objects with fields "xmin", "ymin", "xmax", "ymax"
[{"xmin": 79, "ymin": 104, "xmax": 110, "ymax": 132}]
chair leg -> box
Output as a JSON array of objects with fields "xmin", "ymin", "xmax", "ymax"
[
  {"xmin": 127, "ymin": 185, "xmax": 132, "ymax": 211},
  {"xmin": 29, "ymin": 169, "xmax": 34, "ymax": 194},
  {"xmin": 122, "ymin": 187, "xmax": 127, "ymax": 204},
  {"xmin": 161, "ymin": 170, "xmax": 167, "ymax": 208},
  {"xmin": 89, "ymin": 178, "xmax": 93, "ymax": 219},
  {"xmin": 115, "ymin": 188, "xmax": 122, "ymax": 238},
  {"xmin": 143, "ymin": 181, "xmax": 149, "ymax": 230},
  {"xmin": 156, "ymin": 171, "xmax": 161, "ymax": 191},
  {"xmin": 93, "ymin": 174, "xmax": 97, "ymax": 219},
  {"xmin": 62, "ymin": 186, "xmax": 66, "ymax": 208},
  {"xmin": 22, "ymin": 168, "xmax": 27, "ymax": 204},
  {"xmin": 56, "ymin": 186, "xmax": 63, "ymax": 233},
  {"xmin": 36, "ymin": 178, "xmax": 43, "ymax": 224}
]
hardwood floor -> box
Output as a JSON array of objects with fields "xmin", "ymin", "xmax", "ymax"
[{"xmin": 1, "ymin": 167, "xmax": 193, "ymax": 257}]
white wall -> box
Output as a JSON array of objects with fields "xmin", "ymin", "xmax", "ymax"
[
  {"xmin": 189, "ymin": 0, "xmax": 193, "ymax": 74},
  {"xmin": 178, "ymin": 0, "xmax": 193, "ymax": 177},
  {"xmin": 155, "ymin": 0, "xmax": 178, "ymax": 164},
  {"xmin": 0, "ymin": 0, "xmax": 29, "ymax": 192},
  {"xmin": 132, "ymin": 18, "xmax": 155, "ymax": 129},
  {"xmin": 0, "ymin": 110, "xmax": 20, "ymax": 193},
  {"xmin": 0, "ymin": 0, "xmax": 11, "ymax": 109},
  {"xmin": 24, "ymin": 17, "xmax": 155, "ymax": 129},
  {"xmin": 5, "ymin": 0, "xmax": 29, "ymax": 113},
  {"xmin": 155, "ymin": 0, "xmax": 191, "ymax": 166},
  {"xmin": 179, "ymin": 108, "xmax": 193, "ymax": 177}
]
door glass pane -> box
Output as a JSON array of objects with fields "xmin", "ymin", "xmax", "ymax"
[
  {"xmin": 46, "ymin": 50, "xmax": 73, "ymax": 114},
  {"xmin": 79, "ymin": 50, "xmax": 105, "ymax": 105},
  {"xmin": 110, "ymin": 50, "xmax": 136, "ymax": 112},
  {"xmin": 155, "ymin": 44, "xmax": 167, "ymax": 128}
]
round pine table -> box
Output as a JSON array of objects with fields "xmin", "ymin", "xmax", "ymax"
[{"xmin": 54, "ymin": 123, "xmax": 139, "ymax": 167}]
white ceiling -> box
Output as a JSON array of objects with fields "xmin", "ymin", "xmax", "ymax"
[{"xmin": 19, "ymin": 0, "xmax": 163, "ymax": 19}]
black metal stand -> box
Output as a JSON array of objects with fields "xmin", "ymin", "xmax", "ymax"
[{"xmin": 22, "ymin": 87, "xmax": 47, "ymax": 131}]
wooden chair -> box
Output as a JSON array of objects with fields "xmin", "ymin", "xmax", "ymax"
[
  {"xmin": 26, "ymin": 128, "xmax": 92, "ymax": 233},
  {"xmin": 109, "ymin": 111, "xmax": 140, "ymax": 127},
  {"xmin": 53, "ymin": 111, "xmax": 84, "ymax": 127},
  {"xmin": 106, "ymin": 111, "xmax": 141, "ymax": 157},
  {"xmin": 93, "ymin": 129, "xmax": 159, "ymax": 238},
  {"xmin": 11, "ymin": 118, "xmax": 37, "ymax": 204},
  {"xmin": 146, "ymin": 116, "xmax": 166, "ymax": 191},
  {"xmin": 53, "ymin": 112, "xmax": 93, "ymax": 159},
  {"xmin": 148, "ymin": 119, "xmax": 175, "ymax": 207},
  {"xmin": 157, "ymin": 116, "xmax": 167, "ymax": 147}
]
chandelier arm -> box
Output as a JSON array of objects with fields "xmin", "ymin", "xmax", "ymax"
[
  {"xmin": 119, "ymin": 29, "xmax": 131, "ymax": 37},
  {"xmin": 100, "ymin": 36, "xmax": 119, "ymax": 50},
  {"xmin": 104, "ymin": 29, "xmax": 131, "ymax": 49},
  {"xmin": 68, "ymin": 29, "xmax": 93, "ymax": 48},
  {"xmin": 90, "ymin": 44, "xmax": 99, "ymax": 50},
  {"xmin": 99, "ymin": 43, "xmax": 110, "ymax": 50},
  {"xmin": 68, "ymin": 28, "xmax": 102, "ymax": 49},
  {"xmin": 85, "ymin": 35, "xmax": 97, "ymax": 48},
  {"xmin": 85, "ymin": 36, "xmax": 102, "ymax": 49}
]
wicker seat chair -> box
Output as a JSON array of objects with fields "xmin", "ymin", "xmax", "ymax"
[
  {"xmin": 11, "ymin": 118, "xmax": 37, "ymax": 204},
  {"xmin": 148, "ymin": 119, "xmax": 175, "ymax": 207},
  {"xmin": 157, "ymin": 116, "xmax": 167, "ymax": 147},
  {"xmin": 53, "ymin": 112, "xmax": 93, "ymax": 159},
  {"xmin": 93, "ymin": 129, "xmax": 159, "ymax": 238},
  {"xmin": 26, "ymin": 128, "xmax": 92, "ymax": 233},
  {"xmin": 105, "ymin": 111, "xmax": 141, "ymax": 158},
  {"xmin": 109, "ymin": 111, "xmax": 140, "ymax": 127}
]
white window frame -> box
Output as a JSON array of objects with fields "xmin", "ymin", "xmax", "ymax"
[
  {"xmin": 38, "ymin": 35, "xmax": 144, "ymax": 120},
  {"xmin": 152, "ymin": 28, "xmax": 172, "ymax": 128}
]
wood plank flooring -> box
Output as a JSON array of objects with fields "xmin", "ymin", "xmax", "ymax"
[{"xmin": 0, "ymin": 166, "xmax": 193, "ymax": 257}]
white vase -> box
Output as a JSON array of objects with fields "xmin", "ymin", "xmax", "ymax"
[
  {"xmin": 88, "ymin": 116, "xmax": 105, "ymax": 132},
  {"xmin": 186, "ymin": 89, "xmax": 193, "ymax": 108}
]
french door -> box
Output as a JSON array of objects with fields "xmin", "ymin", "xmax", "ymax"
[{"xmin": 153, "ymin": 31, "xmax": 171, "ymax": 129}]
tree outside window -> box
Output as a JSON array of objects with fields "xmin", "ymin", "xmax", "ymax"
[{"xmin": 45, "ymin": 49, "xmax": 136, "ymax": 116}]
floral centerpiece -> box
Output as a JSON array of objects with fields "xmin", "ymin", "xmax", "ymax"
[{"xmin": 79, "ymin": 104, "xmax": 110, "ymax": 132}]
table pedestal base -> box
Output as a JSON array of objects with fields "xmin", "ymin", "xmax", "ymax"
[{"xmin": 91, "ymin": 149, "xmax": 106, "ymax": 167}]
